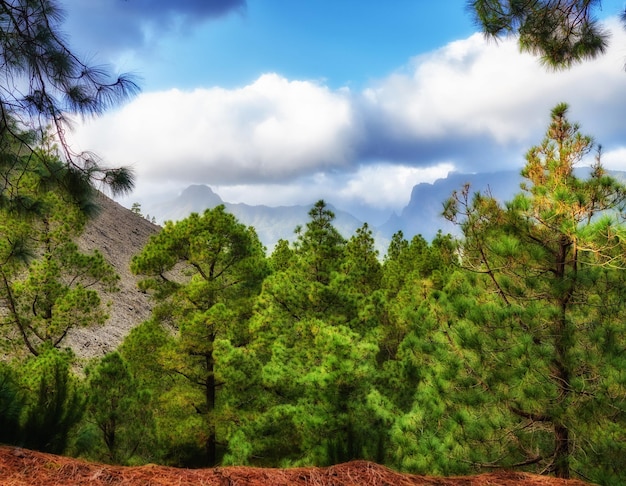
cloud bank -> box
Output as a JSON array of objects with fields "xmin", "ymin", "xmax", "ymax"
[{"xmin": 68, "ymin": 18, "xmax": 626, "ymax": 213}]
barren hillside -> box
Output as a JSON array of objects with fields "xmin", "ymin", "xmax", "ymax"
[{"xmin": 66, "ymin": 194, "xmax": 160, "ymax": 359}]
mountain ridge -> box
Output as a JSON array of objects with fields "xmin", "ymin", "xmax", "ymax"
[
  {"xmin": 146, "ymin": 184, "xmax": 389, "ymax": 252},
  {"xmin": 142, "ymin": 168, "xmax": 626, "ymax": 247},
  {"xmin": 142, "ymin": 171, "xmax": 528, "ymax": 247}
]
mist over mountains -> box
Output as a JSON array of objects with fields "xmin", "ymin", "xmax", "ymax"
[
  {"xmin": 145, "ymin": 184, "xmax": 374, "ymax": 251},
  {"xmin": 141, "ymin": 168, "xmax": 624, "ymax": 253},
  {"xmin": 380, "ymin": 170, "xmax": 523, "ymax": 241}
]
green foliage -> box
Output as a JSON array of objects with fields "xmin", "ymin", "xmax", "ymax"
[
  {"xmin": 84, "ymin": 352, "xmax": 156, "ymax": 465},
  {"xmin": 130, "ymin": 202, "xmax": 142, "ymax": 215},
  {"xmin": 442, "ymin": 104, "xmax": 626, "ymax": 480},
  {"xmin": 119, "ymin": 318, "xmax": 171, "ymax": 387},
  {"xmin": 295, "ymin": 200, "xmax": 346, "ymax": 284},
  {"xmin": 0, "ymin": 0, "xmax": 139, "ymax": 200},
  {"xmin": 342, "ymin": 223, "xmax": 382, "ymax": 294},
  {"xmin": 231, "ymin": 318, "xmax": 384, "ymax": 466},
  {"xmin": 130, "ymin": 206, "xmax": 269, "ymax": 466},
  {"xmin": 0, "ymin": 363, "xmax": 24, "ymax": 444},
  {"xmin": 132, "ymin": 205, "xmax": 267, "ymax": 302},
  {"xmin": 269, "ymin": 238, "xmax": 294, "ymax": 272},
  {"xmin": 117, "ymin": 319, "xmax": 179, "ymax": 465},
  {"xmin": 379, "ymin": 231, "xmax": 456, "ymax": 364},
  {"xmin": 388, "ymin": 271, "xmax": 529, "ymax": 474},
  {"xmin": 20, "ymin": 348, "xmax": 84, "ymax": 454},
  {"xmin": 469, "ymin": 0, "xmax": 610, "ymax": 69},
  {"xmin": 0, "ymin": 4, "xmax": 136, "ymax": 372},
  {"xmin": 0, "ymin": 179, "xmax": 119, "ymax": 356},
  {"xmin": 235, "ymin": 203, "xmax": 396, "ymax": 466}
]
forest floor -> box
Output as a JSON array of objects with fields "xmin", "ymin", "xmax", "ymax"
[{"xmin": 0, "ymin": 446, "xmax": 594, "ymax": 486}]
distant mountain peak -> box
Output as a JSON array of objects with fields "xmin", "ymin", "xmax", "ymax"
[
  {"xmin": 144, "ymin": 168, "xmax": 626, "ymax": 250},
  {"xmin": 179, "ymin": 184, "xmax": 223, "ymax": 205}
]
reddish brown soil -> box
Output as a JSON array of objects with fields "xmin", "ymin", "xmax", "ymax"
[{"xmin": 0, "ymin": 446, "xmax": 594, "ymax": 486}]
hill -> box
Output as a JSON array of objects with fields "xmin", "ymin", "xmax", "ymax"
[
  {"xmin": 0, "ymin": 446, "xmax": 592, "ymax": 486},
  {"xmin": 66, "ymin": 193, "xmax": 160, "ymax": 359}
]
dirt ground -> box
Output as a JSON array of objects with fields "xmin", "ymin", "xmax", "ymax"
[{"xmin": 0, "ymin": 446, "xmax": 594, "ymax": 486}]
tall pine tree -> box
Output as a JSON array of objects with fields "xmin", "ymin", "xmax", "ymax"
[{"xmin": 441, "ymin": 103, "xmax": 626, "ymax": 480}]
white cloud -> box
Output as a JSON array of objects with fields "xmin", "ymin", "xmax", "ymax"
[
  {"xmin": 364, "ymin": 20, "xmax": 626, "ymax": 149},
  {"xmin": 119, "ymin": 163, "xmax": 454, "ymax": 227},
  {"xmin": 362, "ymin": 35, "xmax": 544, "ymax": 143},
  {"xmin": 602, "ymin": 147, "xmax": 626, "ymax": 171},
  {"xmin": 337, "ymin": 163, "xmax": 455, "ymax": 209},
  {"xmin": 69, "ymin": 73, "xmax": 356, "ymax": 184},
  {"xmin": 70, "ymin": 17, "xmax": 626, "ymax": 213}
]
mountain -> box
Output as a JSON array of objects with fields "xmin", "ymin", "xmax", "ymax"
[
  {"xmin": 146, "ymin": 185, "xmax": 389, "ymax": 253},
  {"xmin": 386, "ymin": 170, "xmax": 523, "ymax": 241},
  {"xmin": 140, "ymin": 168, "xmax": 626, "ymax": 256},
  {"xmin": 391, "ymin": 168, "xmax": 626, "ymax": 241},
  {"xmin": 148, "ymin": 184, "xmax": 224, "ymax": 219},
  {"xmin": 143, "ymin": 173, "xmax": 525, "ymax": 251},
  {"xmin": 66, "ymin": 194, "xmax": 160, "ymax": 359}
]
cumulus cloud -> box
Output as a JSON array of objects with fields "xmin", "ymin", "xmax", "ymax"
[
  {"xmin": 335, "ymin": 163, "xmax": 455, "ymax": 209},
  {"xmin": 358, "ymin": 18, "xmax": 626, "ymax": 172},
  {"xmin": 362, "ymin": 37, "xmax": 549, "ymax": 143},
  {"xmin": 70, "ymin": 74, "xmax": 357, "ymax": 184},
  {"xmin": 602, "ymin": 148, "xmax": 626, "ymax": 171},
  {"xmin": 70, "ymin": 17, "xmax": 626, "ymax": 212}
]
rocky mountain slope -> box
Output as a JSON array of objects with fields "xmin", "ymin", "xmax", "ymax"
[{"xmin": 66, "ymin": 194, "xmax": 160, "ymax": 359}]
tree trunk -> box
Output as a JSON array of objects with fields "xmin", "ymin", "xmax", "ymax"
[
  {"xmin": 206, "ymin": 353, "xmax": 216, "ymax": 466},
  {"xmin": 553, "ymin": 423, "xmax": 570, "ymax": 478},
  {"xmin": 551, "ymin": 240, "xmax": 573, "ymax": 479}
]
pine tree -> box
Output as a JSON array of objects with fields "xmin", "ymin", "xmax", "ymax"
[
  {"xmin": 238, "ymin": 203, "xmax": 386, "ymax": 466},
  {"xmin": 85, "ymin": 352, "xmax": 155, "ymax": 464},
  {"xmin": 441, "ymin": 103, "xmax": 626, "ymax": 479},
  {"xmin": 469, "ymin": 0, "xmax": 611, "ymax": 69},
  {"xmin": 0, "ymin": 176, "xmax": 119, "ymax": 356},
  {"xmin": 0, "ymin": 0, "xmax": 139, "ymax": 203},
  {"xmin": 131, "ymin": 206, "xmax": 268, "ymax": 466},
  {"xmin": 0, "ymin": 363, "xmax": 23, "ymax": 445},
  {"xmin": 20, "ymin": 348, "xmax": 84, "ymax": 454}
]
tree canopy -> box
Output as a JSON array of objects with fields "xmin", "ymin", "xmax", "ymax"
[
  {"xmin": 0, "ymin": 0, "xmax": 139, "ymax": 207},
  {"xmin": 442, "ymin": 103, "xmax": 626, "ymax": 478},
  {"xmin": 468, "ymin": 0, "xmax": 621, "ymax": 69},
  {"xmin": 2, "ymin": 2, "xmax": 626, "ymax": 483}
]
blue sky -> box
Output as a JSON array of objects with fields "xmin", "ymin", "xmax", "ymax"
[
  {"xmin": 62, "ymin": 0, "xmax": 626, "ymax": 222},
  {"xmin": 65, "ymin": 1, "xmax": 476, "ymax": 91}
]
